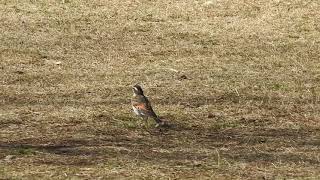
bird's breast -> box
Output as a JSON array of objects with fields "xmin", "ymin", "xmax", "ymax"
[{"xmin": 132, "ymin": 105, "xmax": 140, "ymax": 115}]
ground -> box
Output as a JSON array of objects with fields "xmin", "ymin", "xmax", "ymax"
[{"xmin": 0, "ymin": 0, "xmax": 320, "ymax": 179}]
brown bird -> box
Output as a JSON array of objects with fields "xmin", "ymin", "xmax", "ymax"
[{"xmin": 131, "ymin": 84, "xmax": 164, "ymax": 127}]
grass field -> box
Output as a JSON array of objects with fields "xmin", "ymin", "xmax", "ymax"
[{"xmin": 1, "ymin": 0, "xmax": 320, "ymax": 179}]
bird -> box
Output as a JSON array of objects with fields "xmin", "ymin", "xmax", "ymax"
[{"xmin": 131, "ymin": 84, "xmax": 164, "ymax": 127}]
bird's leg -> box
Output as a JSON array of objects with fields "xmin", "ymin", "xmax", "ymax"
[
  {"xmin": 142, "ymin": 116, "xmax": 148, "ymax": 128},
  {"xmin": 137, "ymin": 117, "xmax": 143, "ymax": 127},
  {"xmin": 145, "ymin": 117, "xmax": 150, "ymax": 128}
]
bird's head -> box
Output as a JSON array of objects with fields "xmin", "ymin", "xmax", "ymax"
[{"xmin": 132, "ymin": 84, "xmax": 144, "ymax": 95}]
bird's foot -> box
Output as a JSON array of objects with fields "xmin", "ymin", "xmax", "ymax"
[{"xmin": 155, "ymin": 121, "xmax": 165, "ymax": 128}]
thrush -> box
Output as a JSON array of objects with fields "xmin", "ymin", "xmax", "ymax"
[{"xmin": 131, "ymin": 84, "xmax": 164, "ymax": 127}]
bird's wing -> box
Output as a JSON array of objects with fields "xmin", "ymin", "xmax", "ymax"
[{"xmin": 132, "ymin": 95, "xmax": 157, "ymax": 117}]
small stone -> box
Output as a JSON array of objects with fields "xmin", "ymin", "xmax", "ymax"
[
  {"xmin": 207, "ymin": 113, "xmax": 215, "ymax": 118},
  {"xmin": 4, "ymin": 155, "xmax": 15, "ymax": 162},
  {"xmin": 15, "ymin": 70, "xmax": 24, "ymax": 74},
  {"xmin": 178, "ymin": 75, "xmax": 188, "ymax": 80},
  {"xmin": 203, "ymin": 0, "xmax": 214, "ymax": 6},
  {"xmin": 55, "ymin": 61, "xmax": 62, "ymax": 65}
]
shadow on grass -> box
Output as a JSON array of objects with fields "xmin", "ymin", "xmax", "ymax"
[{"xmin": 0, "ymin": 126, "xmax": 319, "ymax": 166}]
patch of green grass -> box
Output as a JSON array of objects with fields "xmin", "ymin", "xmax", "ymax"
[
  {"xmin": 119, "ymin": 119, "xmax": 140, "ymax": 129},
  {"xmin": 272, "ymin": 83, "xmax": 283, "ymax": 91},
  {"xmin": 211, "ymin": 120, "xmax": 241, "ymax": 130},
  {"xmin": 13, "ymin": 147, "xmax": 37, "ymax": 156}
]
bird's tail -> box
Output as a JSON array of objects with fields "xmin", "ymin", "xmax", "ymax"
[{"xmin": 154, "ymin": 116, "xmax": 165, "ymax": 127}]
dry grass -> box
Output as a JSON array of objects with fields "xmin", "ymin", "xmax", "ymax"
[{"xmin": 1, "ymin": 0, "xmax": 320, "ymax": 179}]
